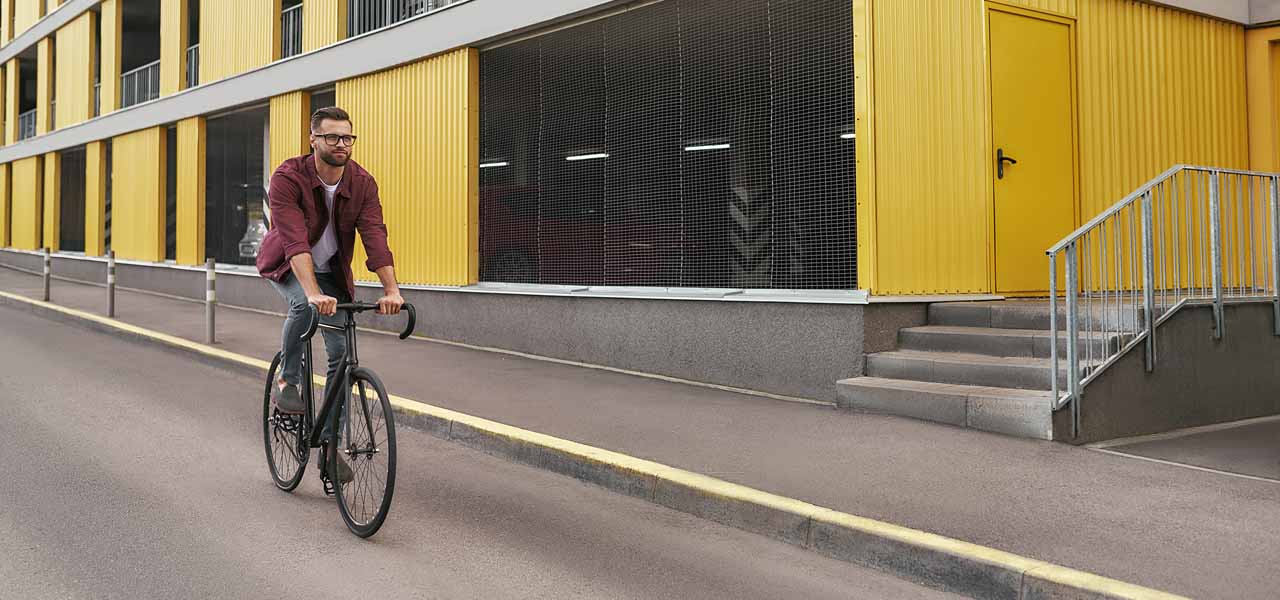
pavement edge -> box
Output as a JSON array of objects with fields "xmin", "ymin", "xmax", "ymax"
[{"xmin": 0, "ymin": 290, "xmax": 1187, "ymax": 600}]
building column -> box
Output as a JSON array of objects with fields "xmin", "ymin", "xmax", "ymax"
[
  {"xmin": 85, "ymin": 140, "xmax": 106, "ymax": 256},
  {"xmin": 176, "ymin": 117, "xmax": 205, "ymax": 265},
  {"xmin": 302, "ymin": 0, "xmax": 346, "ymax": 53},
  {"xmin": 0, "ymin": 163, "xmax": 9, "ymax": 247},
  {"xmin": 112, "ymin": 127, "xmax": 167, "ymax": 261},
  {"xmin": 99, "ymin": 0, "xmax": 121, "ymax": 114},
  {"xmin": 160, "ymin": 0, "xmax": 188, "ymax": 97},
  {"xmin": 11, "ymin": 155, "xmax": 43, "ymax": 250},
  {"xmin": 42, "ymin": 151, "xmax": 58, "ymax": 250},
  {"xmin": 1, "ymin": 1, "xmax": 14, "ymax": 45},
  {"xmin": 269, "ymin": 90, "xmax": 309, "ymax": 170},
  {"xmin": 36, "ymin": 37, "xmax": 51, "ymax": 135},
  {"xmin": 5, "ymin": 59, "xmax": 17, "ymax": 144},
  {"xmin": 1247, "ymin": 26, "xmax": 1280, "ymax": 172}
]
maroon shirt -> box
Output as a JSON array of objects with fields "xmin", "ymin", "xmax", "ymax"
[{"xmin": 256, "ymin": 154, "xmax": 395, "ymax": 298}]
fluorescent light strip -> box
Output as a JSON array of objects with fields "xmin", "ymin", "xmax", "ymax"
[
  {"xmin": 840, "ymin": 133, "xmax": 856, "ymax": 140},
  {"xmin": 565, "ymin": 153, "xmax": 610, "ymax": 161},
  {"xmin": 684, "ymin": 143, "xmax": 732, "ymax": 152},
  {"xmin": 479, "ymin": 162, "xmax": 510, "ymax": 168}
]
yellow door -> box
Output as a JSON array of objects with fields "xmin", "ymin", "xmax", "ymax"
[{"xmin": 990, "ymin": 8, "xmax": 1076, "ymax": 295}]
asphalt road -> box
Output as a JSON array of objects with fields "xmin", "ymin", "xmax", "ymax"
[{"xmin": 0, "ymin": 303, "xmax": 953, "ymax": 599}]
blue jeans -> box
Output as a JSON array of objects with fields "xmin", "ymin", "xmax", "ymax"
[{"xmin": 270, "ymin": 270, "xmax": 350, "ymax": 441}]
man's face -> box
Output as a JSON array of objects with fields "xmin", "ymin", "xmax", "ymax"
[{"xmin": 310, "ymin": 119, "xmax": 354, "ymax": 168}]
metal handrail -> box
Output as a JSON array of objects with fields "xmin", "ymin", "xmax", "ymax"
[
  {"xmin": 1048, "ymin": 165, "xmax": 1280, "ymax": 437},
  {"xmin": 186, "ymin": 44, "xmax": 199, "ymax": 88},
  {"xmin": 348, "ymin": 0, "xmax": 458, "ymax": 37},
  {"xmin": 281, "ymin": 5, "xmax": 303, "ymax": 58},
  {"xmin": 121, "ymin": 59, "xmax": 161, "ymax": 108},
  {"xmin": 17, "ymin": 108, "xmax": 37, "ymax": 139}
]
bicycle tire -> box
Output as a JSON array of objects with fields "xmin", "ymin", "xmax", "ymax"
[
  {"xmin": 332, "ymin": 367, "xmax": 397, "ymax": 538},
  {"xmin": 263, "ymin": 352, "xmax": 308, "ymax": 491}
]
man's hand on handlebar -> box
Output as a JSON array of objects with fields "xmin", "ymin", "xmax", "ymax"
[
  {"xmin": 308, "ymin": 294, "xmax": 338, "ymax": 316},
  {"xmin": 377, "ymin": 292, "xmax": 405, "ymax": 315}
]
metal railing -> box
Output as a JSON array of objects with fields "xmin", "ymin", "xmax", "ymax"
[
  {"xmin": 282, "ymin": 5, "xmax": 303, "ymax": 58},
  {"xmin": 93, "ymin": 82, "xmax": 100, "ymax": 116},
  {"xmin": 186, "ymin": 44, "xmax": 199, "ymax": 88},
  {"xmin": 121, "ymin": 59, "xmax": 161, "ymax": 108},
  {"xmin": 17, "ymin": 108, "xmax": 37, "ymax": 140},
  {"xmin": 1048, "ymin": 165, "xmax": 1280, "ymax": 435},
  {"xmin": 348, "ymin": 0, "xmax": 458, "ymax": 37}
]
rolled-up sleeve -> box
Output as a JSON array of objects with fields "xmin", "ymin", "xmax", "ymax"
[
  {"xmin": 357, "ymin": 179, "xmax": 395, "ymax": 272},
  {"xmin": 268, "ymin": 173, "xmax": 312, "ymax": 261}
]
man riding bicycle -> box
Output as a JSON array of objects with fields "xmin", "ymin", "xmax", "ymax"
[{"xmin": 256, "ymin": 106, "xmax": 405, "ymax": 486}]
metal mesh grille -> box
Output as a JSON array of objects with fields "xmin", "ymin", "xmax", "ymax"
[{"xmin": 479, "ymin": 0, "xmax": 856, "ymax": 289}]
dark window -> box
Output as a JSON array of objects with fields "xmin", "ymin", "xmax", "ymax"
[
  {"xmin": 478, "ymin": 0, "xmax": 856, "ymax": 289},
  {"xmin": 165, "ymin": 126, "xmax": 177, "ymax": 261},
  {"xmin": 59, "ymin": 147, "xmax": 87, "ymax": 253},
  {"xmin": 206, "ymin": 108, "xmax": 267, "ymax": 265}
]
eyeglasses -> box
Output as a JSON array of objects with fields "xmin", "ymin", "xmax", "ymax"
[{"xmin": 315, "ymin": 133, "xmax": 358, "ymax": 147}]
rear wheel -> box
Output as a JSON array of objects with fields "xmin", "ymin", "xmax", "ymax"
[
  {"xmin": 263, "ymin": 352, "xmax": 308, "ymax": 491},
  {"xmin": 332, "ymin": 367, "xmax": 397, "ymax": 538}
]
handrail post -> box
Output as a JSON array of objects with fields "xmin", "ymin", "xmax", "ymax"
[
  {"xmin": 1141, "ymin": 191, "xmax": 1156, "ymax": 371},
  {"xmin": 42, "ymin": 247, "xmax": 51, "ymax": 302},
  {"xmin": 1065, "ymin": 243, "xmax": 1081, "ymax": 438},
  {"xmin": 1270, "ymin": 176, "xmax": 1280, "ymax": 336},
  {"xmin": 205, "ymin": 258, "xmax": 216, "ymax": 344},
  {"xmin": 1209, "ymin": 171, "xmax": 1225, "ymax": 339},
  {"xmin": 1049, "ymin": 252, "xmax": 1060, "ymax": 404},
  {"xmin": 107, "ymin": 250, "xmax": 116, "ymax": 317}
]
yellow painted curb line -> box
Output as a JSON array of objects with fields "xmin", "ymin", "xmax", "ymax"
[{"xmin": 0, "ymin": 290, "xmax": 1187, "ymax": 600}]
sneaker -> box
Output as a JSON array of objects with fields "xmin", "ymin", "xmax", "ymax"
[{"xmin": 273, "ymin": 383, "xmax": 305, "ymax": 415}]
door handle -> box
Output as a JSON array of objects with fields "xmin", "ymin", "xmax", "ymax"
[{"xmin": 997, "ymin": 148, "xmax": 1018, "ymax": 180}]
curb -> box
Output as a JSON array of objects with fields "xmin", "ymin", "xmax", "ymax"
[{"xmin": 0, "ymin": 290, "xmax": 1187, "ymax": 600}]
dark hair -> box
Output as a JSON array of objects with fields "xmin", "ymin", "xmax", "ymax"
[{"xmin": 310, "ymin": 106, "xmax": 351, "ymax": 132}]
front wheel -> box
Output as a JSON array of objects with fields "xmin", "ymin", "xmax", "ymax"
[{"xmin": 332, "ymin": 367, "xmax": 397, "ymax": 538}]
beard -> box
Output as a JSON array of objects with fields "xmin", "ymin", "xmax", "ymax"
[{"xmin": 318, "ymin": 149, "xmax": 349, "ymax": 167}]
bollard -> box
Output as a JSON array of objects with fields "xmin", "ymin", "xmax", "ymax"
[
  {"xmin": 42, "ymin": 248, "xmax": 51, "ymax": 302},
  {"xmin": 205, "ymin": 258, "xmax": 216, "ymax": 344},
  {"xmin": 107, "ymin": 250, "xmax": 116, "ymax": 318}
]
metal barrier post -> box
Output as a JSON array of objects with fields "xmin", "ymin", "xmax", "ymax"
[
  {"xmin": 1065, "ymin": 243, "xmax": 1081, "ymax": 438},
  {"xmin": 205, "ymin": 258, "xmax": 216, "ymax": 344},
  {"xmin": 42, "ymin": 248, "xmax": 51, "ymax": 302},
  {"xmin": 1209, "ymin": 171, "xmax": 1225, "ymax": 339},
  {"xmin": 1270, "ymin": 176, "xmax": 1280, "ymax": 336},
  {"xmin": 1141, "ymin": 191, "xmax": 1156, "ymax": 371},
  {"xmin": 107, "ymin": 250, "xmax": 116, "ymax": 317}
]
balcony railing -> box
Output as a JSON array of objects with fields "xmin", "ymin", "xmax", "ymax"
[
  {"xmin": 121, "ymin": 59, "xmax": 161, "ymax": 108},
  {"xmin": 18, "ymin": 108, "xmax": 36, "ymax": 140},
  {"xmin": 186, "ymin": 44, "xmax": 199, "ymax": 88},
  {"xmin": 348, "ymin": 0, "xmax": 459, "ymax": 37},
  {"xmin": 282, "ymin": 4, "xmax": 303, "ymax": 58},
  {"xmin": 94, "ymin": 82, "xmax": 100, "ymax": 116}
]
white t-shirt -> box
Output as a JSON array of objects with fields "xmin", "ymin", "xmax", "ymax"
[{"xmin": 311, "ymin": 180, "xmax": 340, "ymax": 273}]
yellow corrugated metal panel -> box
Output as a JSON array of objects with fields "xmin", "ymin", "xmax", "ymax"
[
  {"xmin": 200, "ymin": 0, "xmax": 280, "ymax": 84},
  {"xmin": 35, "ymin": 37, "xmax": 50, "ymax": 134},
  {"xmin": 2, "ymin": 1, "xmax": 14, "ymax": 44},
  {"xmin": 302, "ymin": 0, "xmax": 346, "ymax": 52},
  {"xmin": 99, "ymin": 0, "xmax": 120, "ymax": 114},
  {"xmin": 1076, "ymin": 0, "xmax": 1248, "ymax": 221},
  {"xmin": 55, "ymin": 12, "xmax": 95, "ymax": 129},
  {"xmin": 41, "ymin": 151, "xmax": 57, "ymax": 250},
  {"xmin": 269, "ymin": 91, "xmax": 309, "ymax": 170},
  {"xmin": 853, "ymin": 0, "xmax": 878, "ymax": 291},
  {"xmin": 5, "ymin": 60, "xmax": 16, "ymax": 144},
  {"xmin": 0, "ymin": 64, "xmax": 6, "ymax": 146},
  {"xmin": 13, "ymin": 0, "xmax": 43, "ymax": 38},
  {"xmin": 999, "ymin": 0, "xmax": 1077, "ymax": 17},
  {"xmin": 1245, "ymin": 26, "xmax": 1280, "ymax": 171},
  {"xmin": 84, "ymin": 140, "xmax": 106, "ymax": 256},
  {"xmin": 111, "ymin": 127, "xmax": 167, "ymax": 261},
  {"xmin": 176, "ymin": 117, "xmax": 205, "ymax": 265},
  {"xmin": 160, "ymin": 0, "xmax": 188, "ymax": 96},
  {"xmin": 861, "ymin": 0, "xmax": 1249, "ymax": 295},
  {"xmin": 336, "ymin": 48, "xmax": 479, "ymax": 286},
  {"xmin": 10, "ymin": 155, "xmax": 42, "ymax": 249},
  {"xmin": 867, "ymin": 0, "xmax": 992, "ymax": 294},
  {"xmin": 0, "ymin": 164, "xmax": 9, "ymax": 247}
]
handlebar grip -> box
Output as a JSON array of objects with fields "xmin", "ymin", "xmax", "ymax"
[
  {"xmin": 301, "ymin": 304, "xmax": 320, "ymax": 342},
  {"xmin": 399, "ymin": 303, "xmax": 417, "ymax": 340}
]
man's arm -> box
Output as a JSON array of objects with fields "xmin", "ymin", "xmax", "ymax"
[
  {"xmin": 373, "ymin": 265, "xmax": 404, "ymax": 315},
  {"xmin": 356, "ymin": 179, "xmax": 403, "ymax": 315}
]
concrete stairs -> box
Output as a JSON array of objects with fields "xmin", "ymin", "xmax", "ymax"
[{"xmin": 838, "ymin": 301, "xmax": 1131, "ymax": 440}]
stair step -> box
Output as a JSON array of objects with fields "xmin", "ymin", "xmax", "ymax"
[
  {"xmin": 929, "ymin": 301, "xmax": 1144, "ymax": 331},
  {"xmin": 836, "ymin": 377, "xmax": 1054, "ymax": 440},
  {"xmin": 899, "ymin": 325, "xmax": 1123, "ymax": 359},
  {"xmin": 866, "ymin": 350, "xmax": 1065, "ymax": 391}
]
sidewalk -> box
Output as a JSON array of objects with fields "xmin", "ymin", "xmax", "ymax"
[{"xmin": 3, "ymin": 265, "xmax": 1277, "ymax": 598}]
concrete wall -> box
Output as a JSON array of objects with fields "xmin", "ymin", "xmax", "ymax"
[
  {"xmin": 0, "ymin": 250, "xmax": 910, "ymax": 402},
  {"xmin": 1058, "ymin": 302, "xmax": 1280, "ymax": 444}
]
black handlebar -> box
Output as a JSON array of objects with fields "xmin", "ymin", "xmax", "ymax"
[{"xmin": 300, "ymin": 302, "xmax": 417, "ymax": 342}]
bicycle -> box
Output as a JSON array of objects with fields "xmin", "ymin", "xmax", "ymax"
[{"xmin": 262, "ymin": 301, "xmax": 416, "ymax": 538}]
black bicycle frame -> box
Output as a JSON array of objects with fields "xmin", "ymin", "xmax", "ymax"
[{"xmin": 302, "ymin": 310, "xmax": 374, "ymax": 449}]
